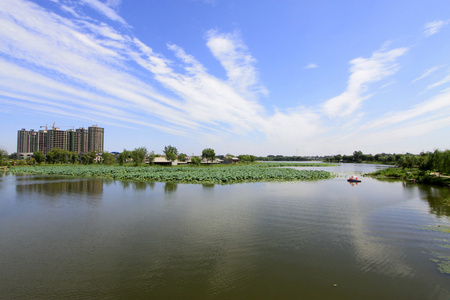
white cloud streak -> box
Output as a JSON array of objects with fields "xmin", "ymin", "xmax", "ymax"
[
  {"xmin": 0, "ymin": 0, "xmax": 448, "ymax": 155},
  {"xmin": 363, "ymin": 89, "xmax": 450, "ymax": 130},
  {"xmin": 424, "ymin": 19, "xmax": 450, "ymax": 37},
  {"xmin": 80, "ymin": 0, "xmax": 127, "ymax": 25},
  {"xmin": 206, "ymin": 30, "xmax": 268, "ymax": 99},
  {"xmin": 304, "ymin": 63, "xmax": 318, "ymax": 69},
  {"xmin": 426, "ymin": 75, "xmax": 450, "ymax": 91},
  {"xmin": 322, "ymin": 47, "xmax": 408, "ymax": 118},
  {"xmin": 412, "ymin": 65, "xmax": 443, "ymax": 82}
]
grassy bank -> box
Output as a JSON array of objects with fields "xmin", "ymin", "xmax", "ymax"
[
  {"xmin": 6, "ymin": 163, "xmax": 333, "ymax": 184},
  {"xmin": 368, "ymin": 167, "xmax": 450, "ymax": 187}
]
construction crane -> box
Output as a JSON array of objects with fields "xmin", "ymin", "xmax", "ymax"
[{"xmin": 40, "ymin": 123, "xmax": 74, "ymax": 130}]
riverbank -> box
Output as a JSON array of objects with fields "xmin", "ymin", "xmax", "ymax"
[
  {"xmin": 5, "ymin": 163, "xmax": 333, "ymax": 184},
  {"xmin": 367, "ymin": 167, "xmax": 450, "ymax": 187}
]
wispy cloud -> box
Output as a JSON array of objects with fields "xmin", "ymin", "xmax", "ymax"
[
  {"xmin": 206, "ymin": 30, "xmax": 268, "ymax": 99},
  {"xmin": 426, "ymin": 74, "xmax": 450, "ymax": 91},
  {"xmin": 0, "ymin": 0, "xmax": 448, "ymax": 155},
  {"xmin": 304, "ymin": 63, "xmax": 318, "ymax": 69},
  {"xmin": 322, "ymin": 47, "xmax": 408, "ymax": 118},
  {"xmin": 412, "ymin": 65, "xmax": 443, "ymax": 82},
  {"xmin": 362, "ymin": 89, "xmax": 450, "ymax": 130},
  {"xmin": 80, "ymin": 0, "xmax": 127, "ymax": 25},
  {"xmin": 424, "ymin": 19, "xmax": 450, "ymax": 37}
]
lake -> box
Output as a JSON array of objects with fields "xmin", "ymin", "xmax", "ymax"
[{"xmin": 1, "ymin": 164, "xmax": 449, "ymax": 299}]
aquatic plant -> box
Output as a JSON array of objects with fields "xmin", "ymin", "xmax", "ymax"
[
  {"xmin": 7, "ymin": 164, "xmax": 332, "ymax": 184},
  {"xmin": 420, "ymin": 225, "xmax": 450, "ymax": 274}
]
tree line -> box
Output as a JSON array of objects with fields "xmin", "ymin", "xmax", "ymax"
[
  {"xmin": 0, "ymin": 146, "xmax": 219, "ymax": 167},
  {"xmin": 325, "ymin": 150, "xmax": 450, "ymax": 174}
]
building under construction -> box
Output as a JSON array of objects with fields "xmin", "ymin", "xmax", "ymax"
[{"xmin": 17, "ymin": 124, "xmax": 104, "ymax": 154}]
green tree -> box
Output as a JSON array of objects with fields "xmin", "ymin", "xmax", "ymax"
[
  {"xmin": 191, "ymin": 156, "xmax": 202, "ymax": 165},
  {"xmin": 163, "ymin": 145, "xmax": 178, "ymax": 163},
  {"xmin": 101, "ymin": 151, "xmax": 115, "ymax": 165},
  {"xmin": 118, "ymin": 149, "xmax": 131, "ymax": 166},
  {"xmin": 33, "ymin": 151, "xmax": 45, "ymax": 164},
  {"xmin": 353, "ymin": 150, "xmax": 364, "ymax": 163},
  {"xmin": 45, "ymin": 148, "xmax": 71, "ymax": 164},
  {"xmin": 46, "ymin": 150, "xmax": 56, "ymax": 164},
  {"xmin": 0, "ymin": 147, "xmax": 7, "ymax": 161},
  {"xmin": 178, "ymin": 153, "xmax": 187, "ymax": 162},
  {"xmin": 132, "ymin": 147, "xmax": 148, "ymax": 166},
  {"xmin": 202, "ymin": 148, "xmax": 216, "ymax": 163},
  {"xmin": 57, "ymin": 149, "xmax": 70, "ymax": 164},
  {"xmin": 70, "ymin": 152, "xmax": 78, "ymax": 164},
  {"xmin": 238, "ymin": 154, "xmax": 257, "ymax": 163},
  {"xmin": 443, "ymin": 150, "xmax": 450, "ymax": 174},
  {"xmin": 81, "ymin": 151, "xmax": 96, "ymax": 165},
  {"xmin": 26, "ymin": 157, "xmax": 35, "ymax": 165},
  {"xmin": 404, "ymin": 154, "xmax": 416, "ymax": 170},
  {"xmin": 397, "ymin": 155, "xmax": 406, "ymax": 169},
  {"xmin": 433, "ymin": 149, "xmax": 444, "ymax": 174},
  {"xmin": 148, "ymin": 151, "xmax": 156, "ymax": 166},
  {"xmin": 418, "ymin": 153, "xmax": 432, "ymax": 174}
]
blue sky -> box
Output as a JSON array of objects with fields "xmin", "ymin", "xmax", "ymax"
[{"xmin": 0, "ymin": 0, "xmax": 449, "ymax": 156}]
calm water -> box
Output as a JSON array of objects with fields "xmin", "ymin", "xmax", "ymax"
[{"xmin": 1, "ymin": 164, "xmax": 449, "ymax": 299}]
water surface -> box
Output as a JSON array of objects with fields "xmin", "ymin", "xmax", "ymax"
[{"xmin": 1, "ymin": 165, "xmax": 449, "ymax": 299}]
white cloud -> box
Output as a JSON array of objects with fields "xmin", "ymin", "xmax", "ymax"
[
  {"xmin": 263, "ymin": 108, "xmax": 323, "ymax": 146},
  {"xmin": 364, "ymin": 89, "xmax": 450, "ymax": 130},
  {"xmin": 322, "ymin": 47, "xmax": 408, "ymax": 118},
  {"xmin": 424, "ymin": 20, "xmax": 450, "ymax": 37},
  {"xmin": 0, "ymin": 0, "xmax": 270, "ymax": 139},
  {"xmin": 105, "ymin": 0, "xmax": 122, "ymax": 9},
  {"xmin": 304, "ymin": 63, "xmax": 318, "ymax": 69},
  {"xmin": 80, "ymin": 0, "xmax": 127, "ymax": 25},
  {"xmin": 412, "ymin": 65, "xmax": 443, "ymax": 82},
  {"xmin": 206, "ymin": 30, "xmax": 268, "ymax": 99},
  {"xmin": 426, "ymin": 74, "xmax": 450, "ymax": 91},
  {"xmin": 1, "ymin": 0, "xmax": 448, "ymax": 155}
]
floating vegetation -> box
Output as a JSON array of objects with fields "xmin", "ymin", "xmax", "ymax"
[
  {"xmin": 430, "ymin": 255, "xmax": 450, "ymax": 275},
  {"xmin": 7, "ymin": 164, "xmax": 332, "ymax": 184},
  {"xmin": 420, "ymin": 225, "xmax": 450, "ymax": 275},
  {"xmin": 421, "ymin": 225, "xmax": 450, "ymax": 234}
]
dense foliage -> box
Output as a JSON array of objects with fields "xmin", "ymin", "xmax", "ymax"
[
  {"xmin": 238, "ymin": 154, "xmax": 258, "ymax": 163},
  {"xmin": 202, "ymin": 148, "xmax": 216, "ymax": 163},
  {"xmin": 163, "ymin": 145, "xmax": 178, "ymax": 162},
  {"xmin": 1, "ymin": 147, "xmax": 9, "ymax": 166},
  {"xmin": 257, "ymin": 155, "xmax": 313, "ymax": 161},
  {"xmin": 325, "ymin": 150, "xmax": 450, "ymax": 174},
  {"xmin": 368, "ymin": 166, "xmax": 450, "ymax": 187},
  {"xmin": 7, "ymin": 164, "xmax": 332, "ymax": 184},
  {"xmin": 131, "ymin": 147, "xmax": 148, "ymax": 166}
]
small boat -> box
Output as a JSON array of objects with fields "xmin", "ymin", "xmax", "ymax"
[{"xmin": 347, "ymin": 175, "xmax": 361, "ymax": 183}]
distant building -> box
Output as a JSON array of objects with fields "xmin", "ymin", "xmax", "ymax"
[
  {"xmin": 88, "ymin": 125, "xmax": 104, "ymax": 153},
  {"xmin": 17, "ymin": 125, "xmax": 104, "ymax": 154}
]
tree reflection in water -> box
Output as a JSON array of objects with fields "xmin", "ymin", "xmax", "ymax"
[
  {"xmin": 418, "ymin": 184, "xmax": 450, "ymax": 217},
  {"xmin": 164, "ymin": 182, "xmax": 177, "ymax": 194}
]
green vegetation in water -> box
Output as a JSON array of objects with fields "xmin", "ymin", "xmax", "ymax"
[
  {"xmin": 7, "ymin": 164, "xmax": 332, "ymax": 184},
  {"xmin": 420, "ymin": 225, "xmax": 450, "ymax": 234},
  {"xmin": 368, "ymin": 167, "xmax": 450, "ymax": 187},
  {"xmin": 420, "ymin": 225, "xmax": 450, "ymax": 275},
  {"xmin": 430, "ymin": 255, "xmax": 450, "ymax": 275}
]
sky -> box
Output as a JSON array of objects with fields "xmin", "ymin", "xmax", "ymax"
[{"xmin": 0, "ymin": 0, "xmax": 449, "ymax": 156}]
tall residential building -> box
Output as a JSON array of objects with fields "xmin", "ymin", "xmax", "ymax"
[
  {"xmin": 88, "ymin": 125, "xmax": 104, "ymax": 153},
  {"xmin": 17, "ymin": 125, "xmax": 104, "ymax": 154},
  {"xmin": 17, "ymin": 129, "xmax": 37, "ymax": 153}
]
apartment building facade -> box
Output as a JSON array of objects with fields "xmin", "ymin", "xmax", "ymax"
[{"xmin": 17, "ymin": 125, "xmax": 104, "ymax": 154}]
